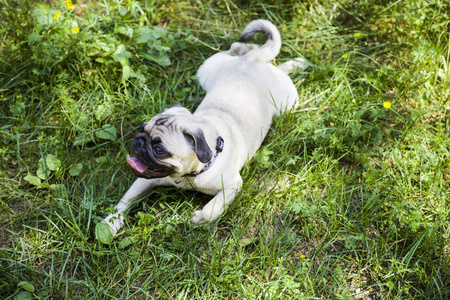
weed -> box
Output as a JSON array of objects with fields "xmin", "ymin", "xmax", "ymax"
[{"xmin": 1, "ymin": 0, "xmax": 450, "ymax": 299}]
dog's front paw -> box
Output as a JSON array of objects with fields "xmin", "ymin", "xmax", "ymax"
[
  {"xmin": 102, "ymin": 213, "xmax": 124, "ymax": 236},
  {"xmin": 190, "ymin": 210, "xmax": 207, "ymax": 224}
]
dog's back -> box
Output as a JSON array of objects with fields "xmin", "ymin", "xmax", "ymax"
[{"xmin": 195, "ymin": 20, "xmax": 302, "ymax": 162}]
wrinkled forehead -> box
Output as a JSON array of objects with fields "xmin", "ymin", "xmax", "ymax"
[
  {"xmin": 143, "ymin": 114, "xmax": 175, "ymax": 133},
  {"xmin": 144, "ymin": 109, "xmax": 191, "ymax": 134},
  {"xmin": 142, "ymin": 115, "xmax": 185, "ymax": 147}
]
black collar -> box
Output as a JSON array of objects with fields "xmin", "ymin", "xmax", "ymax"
[{"xmin": 187, "ymin": 136, "xmax": 224, "ymax": 177}]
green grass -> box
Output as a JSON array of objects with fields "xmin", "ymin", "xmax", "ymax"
[{"xmin": 1, "ymin": 0, "xmax": 450, "ymax": 298}]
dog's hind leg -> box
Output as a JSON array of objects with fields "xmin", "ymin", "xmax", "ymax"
[{"xmin": 278, "ymin": 57, "xmax": 310, "ymax": 74}]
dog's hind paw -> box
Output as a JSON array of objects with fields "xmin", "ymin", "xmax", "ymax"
[
  {"xmin": 190, "ymin": 210, "xmax": 208, "ymax": 224},
  {"xmin": 278, "ymin": 58, "xmax": 310, "ymax": 74}
]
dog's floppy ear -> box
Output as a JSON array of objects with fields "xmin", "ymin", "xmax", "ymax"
[
  {"xmin": 170, "ymin": 102, "xmax": 183, "ymax": 108},
  {"xmin": 161, "ymin": 102, "xmax": 183, "ymax": 113},
  {"xmin": 183, "ymin": 128, "xmax": 213, "ymax": 163}
]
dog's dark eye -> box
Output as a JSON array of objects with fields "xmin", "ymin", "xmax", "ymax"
[{"xmin": 153, "ymin": 146, "xmax": 165, "ymax": 156}]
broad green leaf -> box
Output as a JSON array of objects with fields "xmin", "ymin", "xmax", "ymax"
[
  {"xmin": 135, "ymin": 26, "xmax": 167, "ymax": 42},
  {"xmin": 238, "ymin": 237, "xmax": 257, "ymax": 247},
  {"xmin": 141, "ymin": 53, "xmax": 171, "ymax": 66},
  {"xmin": 95, "ymin": 156, "xmax": 107, "ymax": 163},
  {"xmin": 112, "ymin": 52, "xmax": 129, "ymax": 65},
  {"xmin": 92, "ymin": 250, "xmax": 107, "ymax": 257},
  {"xmin": 45, "ymin": 154, "xmax": 61, "ymax": 171},
  {"xmin": 37, "ymin": 157, "xmax": 51, "ymax": 179},
  {"xmin": 118, "ymin": 5, "xmax": 127, "ymax": 16},
  {"xmin": 10, "ymin": 102, "xmax": 26, "ymax": 115},
  {"xmin": 113, "ymin": 45, "xmax": 132, "ymax": 65},
  {"xmin": 36, "ymin": 166, "xmax": 51, "ymax": 180},
  {"xmin": 135, "ymin": 27, "xmax": 157, "ymax": 43},
  {"xmin": 18, "ymin": 281, "xmax": 35, "ymax": 293},
  {"xmin": 37, "ymin": 289, "xmax": 50, "ymax": 297},
  {"xmin": 95, "ymin": 104, "xmax": 114, "ymax": 122},
  {"xmin": 116, "ymin": 26, "xmax": 133, "ymax": 38},
  {"xmin": 153, "ymin": 55, "xmax": 171, "ymax": 66},
  {"xmin": 24, "ymin": 174, "xmax": 41, "ymax": 186},
  {"xmin": 73, "ymin": 135, "xmax": 93, "ymax": 147},
  {"xmin": 95, "ymin": 125, "xmax": 117, "ymax": 141},
  {"xmin": 49, "ymin": 184, "xmax": 67, "ymax": 196},
  {"xmin": 97, "ymin": 42, "xmax": 115, "ymax": 54},
  {"xmin": 32, "ymin": 6, "xmax": 53, "ymax": 27},
  {"xmin": 14, "ymin": 291, "xmax": 33, "ymax": 300},
  {"xmin": 95, "ymin": 222, "xmax": 113, "ymax": 244},
  {"xmin": 27, "ymin": 32, "xmax": 41, "ymax": 44},
  {"xmin": 119, "ymin": 236, "xmax": 138, "ymax": 249},
  {"xmin": 69, "ymin": 163, "xmax": 83, "ymax": 176},
  {"xmin": 114, "ymin": 44, "xmax": 126, "ymax": 54},
  {"xmin": 121, "ymin": 65, "xmax": 131, "ymax": 82}
]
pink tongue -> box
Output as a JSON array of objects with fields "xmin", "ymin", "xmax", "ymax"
[{"xmin": 126, "ymin": 155, "xmax": 148, "ymax": 173}]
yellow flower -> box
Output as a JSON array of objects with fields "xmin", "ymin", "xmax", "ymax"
[
  {"xmin": 300, "ymin": 254, "xmax": 306, "ymax": 259},
  {"xmin": 54, "ymin": 12, "xmax": 60, "ymax": 20},
  {"xmin": 383, "ymin": 101, "xmax": 392, "ymax": 109},
  {"xmin": 72, "ymin": 27, "xmax": 79, "ymax": 34},
  {"xmin": 354, "ymin": 33, "xmax": 361, "ymax": 38},
  {"xmin": 343, "ymin": 54, "xmax": 348, "ymax": 59},
  {"xmin": 65, "ymin": 0, "xmax": 74, "ymax": 9}
]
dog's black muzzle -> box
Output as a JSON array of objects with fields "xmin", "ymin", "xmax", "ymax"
[{"xmin": 130, "ymin": 133, "xmax": 175, "ymax": 179}]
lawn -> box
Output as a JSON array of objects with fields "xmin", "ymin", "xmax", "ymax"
[{"xmin": 1, "ymin": 0, "xmax": 450, "ymax": 299}]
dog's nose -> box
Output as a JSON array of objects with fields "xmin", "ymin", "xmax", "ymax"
[{"xmin": 136, "ymin": 138, "xmax": 146, "ymax": 149}]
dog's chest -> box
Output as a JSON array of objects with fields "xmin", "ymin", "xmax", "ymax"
[{"xmin": 171, "ymin": 176, "xmax": 221, "ymax": 196}]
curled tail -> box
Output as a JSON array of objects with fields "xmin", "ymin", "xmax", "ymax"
[{"xmin": 238, "ymin": 19, "xmax": 281, "ymax": 62}]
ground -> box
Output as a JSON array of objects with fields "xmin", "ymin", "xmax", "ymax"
[{"xmin": 1, "ymin": 0, "xmax": 449, "ymax": 299}]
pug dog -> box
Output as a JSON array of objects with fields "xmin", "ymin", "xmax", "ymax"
[{"xmin": 101, "ymin": 19, "xmax": 309, "ymax": 235}]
